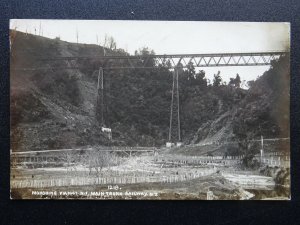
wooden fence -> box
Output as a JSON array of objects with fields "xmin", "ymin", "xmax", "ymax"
[
  {"xmin": 11, "ymin": 169, "xmax": 217, "ymax": 189},
  {"xmin": 155, "ymin": 156, "xmax": 241, "ymax": 166},
  {"xmin": 155, "ymin": 155, "xmax": 290, "ymax": 168},
  {"xmin": 254, "ymin": 156, "xmax": 290, "ymax": 168}
]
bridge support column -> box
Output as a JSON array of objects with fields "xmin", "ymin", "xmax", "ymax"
[{"xmin": 167, "ymin": 68, "xmax": 181, "ymax": 147}]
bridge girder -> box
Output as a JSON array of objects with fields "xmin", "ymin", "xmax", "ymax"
[{"xmin": 39, "ymin": 51, "xmax": 288, "ymax": 69}]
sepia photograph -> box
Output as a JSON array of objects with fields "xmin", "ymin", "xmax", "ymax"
[{"xmin": 10, "ymin": 19, "xmax": 290, "ymax": 200}]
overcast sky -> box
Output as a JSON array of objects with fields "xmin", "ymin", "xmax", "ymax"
[{"xmin": 10, "ymin": 19, "xmax": 290, "ymax": 85}]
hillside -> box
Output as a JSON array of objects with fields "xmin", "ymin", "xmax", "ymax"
[{"xmin": 10, "ymin": 31, "xmax": 290, "ymax": 153}]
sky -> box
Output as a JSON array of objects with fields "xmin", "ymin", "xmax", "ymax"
[{"xmin": 10, "ymin": 19, "xmax": 290, "ymax": 85}]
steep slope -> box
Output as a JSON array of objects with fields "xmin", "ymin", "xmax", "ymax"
[
  {"xmin": 10, "ymin": 31, "xmax": 112, "ymax": 151},
  {"xmin": 10, "ymin": 31, "xmax": 289, "ymax": 153},
  {"xmin": 187, "ymin": 56, "xmax": 289, "ymax": 156}
]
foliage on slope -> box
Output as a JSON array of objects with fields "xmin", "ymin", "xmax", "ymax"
[{"xmin": 10, "ymin": 31, "xmax": 289, "ymax": 152}]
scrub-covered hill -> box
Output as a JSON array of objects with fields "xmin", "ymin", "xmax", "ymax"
[{"xmin": 10, "ymin": 30, "xmax": 289, "ymax": 154}]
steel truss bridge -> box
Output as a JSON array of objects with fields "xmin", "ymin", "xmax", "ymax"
[
  {"xmin": 39, "ymin": 51, "xmax": 287, "ymax": 69},
  {"xmin": 14, "ymin": 51, "xmax": 289, "ymax": 145}
]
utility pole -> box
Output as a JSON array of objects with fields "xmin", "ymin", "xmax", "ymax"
[
  {"xmin": 260, "ymin": 135, "xmax": 264, "ymax": 163},
  {"xmin": 96, "ymin": 68, "xmax": 112, "ymax": 140},
  {"xmin": 259, "ymin": 125, "xmax": 264, "ymax": 163},
  {"xmin": 96, "ymin": 67, "xmax": 104, "ymax": 126}
]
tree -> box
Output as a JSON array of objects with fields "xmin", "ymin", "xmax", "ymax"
[
  {"xmin": 228, "ymin": 78, "xmax": 235, "ymax": 86},
  {"xmin": 83, "ymin": 150, "xmax": 112, "ymax": 176},
  {"xmin": 61, "ymin": 153, "xmax": 78, "ymax": 175},
  {"xmin": 229, "ymin": 74, "xmax": 241, "ymax": 88},
  {"xmin": 235, "ymin": 74, "xmax": 241, "ymax": 88},
  {"xmin": 134, "ymin": 47, "xmax": 156, "ymax": 67},
  {"xmin": 186, "ymin": 61, "xmax": 196, "ymax": 81},
  {"xmin": 134, "ymin": 47, "xmax": 155, "ymax": 56},
  {"xmin": 103, "ymin": 34, "xmax": 117, "ymax": 54},
  {"xmin": 194, "ymin": 70, "xmax": 207, "ymax": 87},
  {"xmin": 213, "ymin": 71, "xmax": 222, "ymax": 87},
  {"xmin": 232, "ymin": 119, "xmax": 259, "ymax": 168}
]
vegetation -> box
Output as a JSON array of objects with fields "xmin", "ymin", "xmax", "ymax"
[
  {"xmin": 228, "ymin": 74, "xmax": 241, "ymax": 88},
  {"xmin": 231, "ymin": 55, "xmax": 290, "ymax": 166},
  {"xmin": 11, "ymin": 31, "xmax": 290, "ymax": 154}
]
